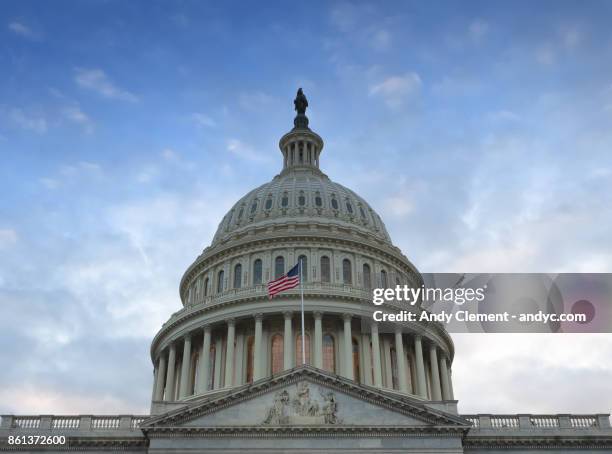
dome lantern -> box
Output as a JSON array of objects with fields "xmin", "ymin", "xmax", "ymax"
[{"xmin": 279, "ymin": 88, "xmax": 324, "ymax": 171}]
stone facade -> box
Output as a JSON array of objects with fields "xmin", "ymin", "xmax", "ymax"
[{"xmin": 2, "ymin": 93, "xmax": 611, "ymax": 453}]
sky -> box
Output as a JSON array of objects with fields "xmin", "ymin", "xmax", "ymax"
[{"xmin": 1, "ymin": 0, "xmax": 612, "ymax": 415}]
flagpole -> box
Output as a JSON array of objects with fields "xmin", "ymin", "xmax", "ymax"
[{"xmin": 300, "ymin": 258, "xmax": 305, "ymax": 365}]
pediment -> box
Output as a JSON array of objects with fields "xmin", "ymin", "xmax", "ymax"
[{"xmin": 142, "ymin": 367, "xmax": 469, "ymax": 431}]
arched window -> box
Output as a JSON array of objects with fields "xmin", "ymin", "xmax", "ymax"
[
  {"xmin": 322, "ymin": 334, "xmax": 335, "ymax": 372},
  {"xmin": 315, "ymin": 194, "xmax": 323, "ymax": 207},
  {"xmin": 253, "ymin": 259, "xmax": 262, "ymax": 285},
  {"xmin": 217, "ymin": 270, "xmax": 224, "ymax": 293},
  {"xmin": 346, "ymin": 201, "xmax": 353, "ymax": 214},
  {"xmin": 359, "ymin": 206, "xmax": 367, "ymax": 220},
  {"xmin": 298, "ymin": 191, "xmax": 306, "ymax": 206},
  {"xmin": 380, "ymin": 270, "xmax": 387, "ymax": 288},
  {"xmin": 331, "ymin": 197, "xmax": 339, "ymax": 210},
  {"xmin": 233, "ymin": 264, "xmax": 242, "ymax": 289},
  {"xmin": 265, "ymin": 197, "xmax": 273, "ymax": 210},
  {"xmin": 271, "ymin": 334, "xmax": 284, "ymax": 374},
  {"xmin": 320, "ymin": 256, "xmax": 330, "ymax": 283},
  {"xmin": 352, "ymin": 338, "xmax": 360, "ymax": 383},
  {"xmin": 250, "ymin": 200, "xmax": 258, "ymax": 215},
  {"xmin": 281, "ymin": 192, "xmax": 289, "ymax": 207},
  {"xmin": 246, "ymin": 336, "xmax": 254, "ymax": 383},
  {"xmin": 298, "ymin": 255, "xmax": 308, "ymax": 281},
  {"xmin": 274, "ymin": 256, "xmax": 285, "ymax": 279},
  {"xmin": 203, "ymin": 277, "xmax": 210, "ymax": 296},
  {"xmin": 296, "ymin": 333, "xmax": 311, "ymax": 365},
  {"xmin": 342, "ymin": 259, "xmax": 352, "ymax": 284},
  {"xmin": 363, "ymin": 264, "xmax": 371, "ymax": 289}
]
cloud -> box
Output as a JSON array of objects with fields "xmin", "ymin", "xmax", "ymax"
[
  {"xmin": 192, "ymin": 113, "xmax": 216, "ymax": 128},
  {"xmin": 535, "ymin": 45, "xmax": 555, "ymax": 65},
  {"xmin": 74, "ymin": 68, "xmax": 138, "ymax": 102},
  {"xmin": 369, "ymin": 72, "xmax": 422, "ymax": 108},
  {"xmin": 9, "ymin": 108, "xmax": 47, "ymax": 133},
  {"xmin": 8, "ymin": 21, "xmax": 37, "ymax": 39},
  {"xmin": 0, "ymin": 229, "xmax": 17, "ymax": 248},
  {"xmin": 370, "ymin": 29, "xmax": 391, "ymax": 51},
  {"xmin": 226, "ymin": 139, "xmax": 270, "ymax": 162},
  {"xmin": 62, "ymin": 105, "xmax": 94, "ymax": 133},
  {"xmin": 468, "ymin": 19, "xmax": 489, "ymax": 42},
  {"xmin": 238, "ymin": 91, "xmax": 275, "ymax": 111}
]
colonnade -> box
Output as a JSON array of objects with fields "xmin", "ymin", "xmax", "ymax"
[{"xmin": 152, "ymin": 312, "xmax": 454, "ymax": 403}]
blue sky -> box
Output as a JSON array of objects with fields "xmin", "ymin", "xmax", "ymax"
[{"xmin": 1, "ymin": 0, "xmax": 612, "ymax": 414}]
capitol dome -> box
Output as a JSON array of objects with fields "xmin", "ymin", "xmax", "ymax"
[{"xmin": 149, "ymin": 90, "xmax": 455, "ymax": 415}]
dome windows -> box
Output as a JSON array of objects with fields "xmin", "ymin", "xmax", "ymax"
[
  {"xmin": 234, "ymin": 264, "xmax": 242, "ymax": 289},
  {"xmin": 320, "ymin": 256, "xmax": 331, "ymax": 283},
  {"xmin": 363, "ymin": 264, "xmax": 371, "ymax": 289},
  {"xmin": 330, "ymin": 196, "xmax": 339, "ymax": 210},
  {"xmin": 274, "ymin": 256, "xmax": 285, "ymax": 279},
  {"xmin": 253, "ymin": 259, "xmax": 263, "ymax": 285},
  {"xmin": 265, "ymin": 196, "xmax": 273, "ymax": 210},
  {"xmin": 346, "ymin": 200, "xmax": 354, "ymax": 215},
  {"xmin": 314, "ymin": 193, "xmax": 323, "ymax": 207},
  {"xmin": 250, "ymin": 200, "xmax": 258, "ymax": 215},
  {"xmin": 380, "ymin": 270, "xmax": 388, "ymax": 288},
  {"xmin": 359, "ymin": 205, "xmax": 367, "ymax": 221},
  {"xmin": 298, "ymin": 191, "xmax": 306, "ymax": 207},
  {"xmin": 217, "ymin": 270, "xmax": 225, "ymax": 293},
  {"xmin": 342, "ymin": 258, "xmax": 352, "ymax": 284},
  {"xmin": 281, "ymin": 192, "xmax": 289, "ymax": 208}
]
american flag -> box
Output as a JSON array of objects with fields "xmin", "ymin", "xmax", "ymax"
[{"xmin": 267, "ymin": 263, "xmax": 300, "ymax": 298}]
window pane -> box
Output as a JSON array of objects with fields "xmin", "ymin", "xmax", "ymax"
[
  {"xmin": 320, "ymin": 256, "xmax": 330, "ymax": 283},
  {"xmin": 217, "ymin": 270, "xmax": 224, "ymax": 293},
  {"xmin": 234, "ymin": 264, "xmax": 242, "ymax": 289},
  {"xmin": 253, "ymin": 259, "xmax": 262, "ymax": 285},
  {"xmin": 343, "ymin": 259, "xmax": 352, "ymax": 284},
  {"xmin": 271, "ymin": 334, "xmax": 284, "ymax": 374},
  {"xmin": 275, "ymin": 256, "xmax": 284, "ymax": 279},
  {"xmin": 363, "ymin": 264, "xmax": 371, "ymax": 289},
  {"xmin": 322, "ymin": 334, "xmax": 335, "ymax": 372}
]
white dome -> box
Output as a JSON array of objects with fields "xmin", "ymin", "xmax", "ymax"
[{"xmin": 211, "ymin": 167, "xmax": 392, "ymax": 246}]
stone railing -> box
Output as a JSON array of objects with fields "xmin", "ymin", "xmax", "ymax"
[
  {"xmin": 0, "ymin": 415, "xmax": 149, "ymax": 431},
  {"xmin": 462, "ymin": 414, "xmax": 611, "ymax": 431}
]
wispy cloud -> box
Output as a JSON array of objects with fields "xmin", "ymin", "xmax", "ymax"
[
  {"xmin": 468, "ymin": 19, "xmax": 489, "ymax": 42},
  {"xmin": 192, "ymin": 113, "xmax": 216, "ymax": 128},
  {"xmin": 9, "ymin": 108, "xmax": 48, "ymax": 133},
  {"xmin": 226, "ymin": 139, "xmax": 269, "ymax": 162},
  {"xmin": 0, "ymin": 229, "xmax": 18, "ymax": 249},
  {"xmin": 74, "ymin": 68, "xmax": 138, "ymax": 102},
  {"xmin": 8, "ymin": 21, "xmax": 37, "ymax": 39},
  {"xmin": 369, "ymin": 72, "xmax": 422, "ymax": 108},
  {"xmin": 62, "ymin": 105, "xmax": 94, "ymax": 133}
]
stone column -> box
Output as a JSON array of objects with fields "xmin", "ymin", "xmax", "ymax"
[
  {"xmin": 283, "ymin": 311, "xmax": 293, "ymax": 370},
  {"xmin": 439, "ymin": 353, "xmax": 451, "ymax": 400},
  {"xmin": 165, "ymin": 344, "xmax": 177, "ymax": 401},
  {"xmin": 394, "ymin": 328, "xmax": 409, "ymax": 393},
  {"xmin": 198, "ymin": 326, "xmax": 211, "ymax": 393},
  {"xmin": 429, "ymin": 345, "xmax": 442, "ymax": 400},
  {"xmin": 414, "ymin": 335, "xmax": 427, "ymax": 398},
  {"xmin": 179, "ymin": 334, "xmax": 192, "ymax": 399},
  {"xmin": 448, "ymin": 361, "xmax": 455, "ymax": 400},
  {"xmin": 253, "ymin": 313, "xmax": 264, "ymax": 380},
  {"xmin": 154, "ymin": 353, "xmax": 166, "ymax": 401},
  {"xmin": 370, "ymin": 323, "xmax": 383, "ymax": 387},
  {"xmin": 213, "ymin": 337, "xmax": 223, "ymax": 389},
  {"xmin": 224, "ymin": 319, "xmax": 236, "ymax": 388},
  {"xmin": 361, "ymin": 332, "xmax": 372, "ymax": 385},
  {"xmin": 314, "ymin": 311, "xmax": 323, "ymax": 369},
  {"xmin": 342, "ymin": 314, "xmax": 353, "ymax": 380}
]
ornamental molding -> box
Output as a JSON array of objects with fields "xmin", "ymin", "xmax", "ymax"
[{"xmin": 463, "ymin": 435, "xmax": 612, "ymax": 449}]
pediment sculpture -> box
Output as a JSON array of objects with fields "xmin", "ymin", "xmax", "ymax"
[{"xmin": 263, "ymin": 382, "xmax": 341, "ymax": 425}]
